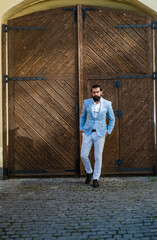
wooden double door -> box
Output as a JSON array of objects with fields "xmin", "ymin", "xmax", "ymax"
[{"xmin": 4, "ymin": 5, "xmax": 155, "ymax": 177}]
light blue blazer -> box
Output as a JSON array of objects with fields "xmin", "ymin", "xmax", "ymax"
[{"xmin": 80, "ymin": 98, "xmax": 115, "ymax": 137}]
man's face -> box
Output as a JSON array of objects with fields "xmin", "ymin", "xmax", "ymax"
[{"xmin": 92, "ymin": 87, "xmax": 102, "ymax": 102}]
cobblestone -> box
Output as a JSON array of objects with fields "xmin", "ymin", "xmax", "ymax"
[{"xmin": 0, "ymin": 176, "xmax": 157, "ymax": 239}]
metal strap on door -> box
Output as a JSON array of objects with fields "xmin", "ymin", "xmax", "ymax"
[
  {"xmin": 115, "ymin": 21, "xmax": 157, "ymax": 29},
  {"xmin": 4, "ymin": 75, "xmax": 46, "ymax": 83},
  {"xmin": 116, "ymin": 72, "xmax": 157, "ymax": 80},
  {"xmin": 3, "ymin": 24, "xmax": 45, "ymax": 32}
]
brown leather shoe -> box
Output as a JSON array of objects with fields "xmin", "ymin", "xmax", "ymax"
[
  {"xmin": 93, "ymin": 179, "xmax": 99, "ymax": 188},
  {"xmin": 85, "ymin": 173, "xmax": 92, "ymax": 184}
]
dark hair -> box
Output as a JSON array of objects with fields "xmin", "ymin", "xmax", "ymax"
[{"xmin": 91, "ymin": 84, "xmax": 102, "ymax": 92}]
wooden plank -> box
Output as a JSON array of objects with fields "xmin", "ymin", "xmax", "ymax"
[
  {"xmin": 15, "ymin": 127, "xmax": 63, "ymax": 169},
  {"xmin": 14, "ymin": 102, "xmax": 75, "ymax": 168},
  {"xmin": 86, "ymin": 19, "xmax": 140, "ymax": 73},
  {"xmin": 77, "ymin": 4, "xmax": 84, "ymax": 176},
  {"xmin": 34, "ymin": 23, "xmax": 75, "ymax": 75},
  {"xmin": 14, "ymin": 91, "xmax": 76, "ymax": 158},
  {"xmin": 7, "ymin": 19, "xmax": 18, "ymax": 173},
  {"xmin": 86, "ymin": 43, "xmax": 116, "ymax": 75},
  {"xmin": 14, "ymin": 133, "xmax": 68, "ymax": 170},
  {"xmin": 14, "ymin": 141, "xmax": 39, "ymax": 170},
  {"xmin": 97, "ymin": 7, "xmax": 148, "ymax": 50},
  {"xmin": 109, "ymin": 12, "xmax": 148, "ymax": 49},
  {"xmin": 156, "ymin": 29, "xmax": 157, "ymax": 74},
  {"xmin": 154, "ymin": 27, "xmax": 157, "ymax": 174},
  {"xmin": 87, "ymin": 11, "xmax": 147, "ymax": 73},
  {"xmin": 120, "ymin": 15, "xmax": 154, "ymax": 174},
  {"xmin": 2, "ymin": 26, "xmax": 7, "ymax": 179},
  {"xmin": 14, "ymin": 113, "xmax": 65, "ymax": 169},
  {"xmin": 44, "ymin": 80, "xmax": 75, "ymax": 109},
  {"xmin": 101, "ymin": 169, "xmax": 154, "ymax": 176},
  {"xmin": 15, "ymin": 81, "xmax": 76, "ymax": 136},
  {"xmin": 156, "ymin": 29, "xmax": 157, "ymax": 170},
  {"xmin": 12, "ymin": 12, "xmax": 74, "ymax": 77},
  {"xmin": 86, "ymin": 74, "xmax": 120, "ymax": 80},
  {"xmin": 45, "ymin": 26, "xmax": 75, "ymax": 73},
  {"xmin": 118, "ymin": 14, "xmax": 149, "ymax": 40},
  {"xmin": 14, "ymin": 82, "xmax": 76, "ymax": 144},
  {"xmin": 86, "ymin": 34, "xmax": 128, "ymax": 74},
  {"xmin": 55, "ymin": 78, "xmax": 75, "ymax": 98},
  {"xmin": 12, "ymin": 7, "xmax": 74, "ymax": 22},
  {"xmin": 146, "ymin": 18, "xmax": 153, "ymax": 74},
  {"xmin": 119, "ymin": 78, "xmax": 154, "ymax": 171}
]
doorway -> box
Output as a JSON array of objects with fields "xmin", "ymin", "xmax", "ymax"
[{"xmin": 3, "ymin": 5, "xmax": 155, "ymax": 177}]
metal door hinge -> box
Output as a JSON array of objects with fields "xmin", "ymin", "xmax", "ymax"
[
  {"xmin": 116, "ymin": 159, "xmax": 123, "ymax": 166},
  {"xmin": 3, "ymin": 24, "xmax": 45, "ymax": 32},
  {"xmin": 64, "ymin": 7, "xmax": 77, "ymax": 22},
  {"xmin": 115, "ymin": 110, "xmax": 122, "ymax": 117},
  {"xmin": 82, "ymin": 8, "xmax": 97, "ymax": 22},
  {"xmin": 4, "ymin": 75, "xmax": 45, "ymax": 83},
  {"xmin": 114, "ymin": 81, "xmax": 122, "ymax": 88},
  {"xmin": 115, "ymin": 21, "xmax": 157, "ymax": 29}
]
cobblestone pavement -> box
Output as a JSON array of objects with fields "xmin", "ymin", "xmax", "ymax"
[{"xmin": 0, "ymin": 177, "xmax": 157, "ymax": 240}]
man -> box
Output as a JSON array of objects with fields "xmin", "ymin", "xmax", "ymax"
[{"xmin": 80, "ymin": 84, "xmax": 115, "ymax": 188}]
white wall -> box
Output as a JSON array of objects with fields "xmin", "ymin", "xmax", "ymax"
[
  {"xmin": 0, "ymin": 0, "xmax": 157, "ymax": 169},
  {"xmin": 140, "ymin": 0, "xmax": 157, "ymax": 11}
]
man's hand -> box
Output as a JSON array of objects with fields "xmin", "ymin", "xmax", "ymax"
[
  {"xmin": 80, "ymin": 130, "xmax": 85, "ymax": 134},
  {"xmin": 105, "ymin": 132, "xmax": 108, "ymax": 137}
]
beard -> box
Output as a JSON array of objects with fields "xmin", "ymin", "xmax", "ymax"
[{"xmin": 93, "ymin": 96, "xmax": 101, "ymax": 102}]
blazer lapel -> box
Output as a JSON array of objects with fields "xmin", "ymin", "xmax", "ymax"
[
  {"xmin": 89, "ymin": 99, "xmax": 93, "ymax": 116},
  {"xmin": 86, "ymin": 99, "xmax": 93, "ymax": 116}
]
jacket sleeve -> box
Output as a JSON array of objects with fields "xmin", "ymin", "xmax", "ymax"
[
  {"xmin": 80, "ymin": 101, "xmax": 87, "ymax": 131},
  {"xmin": 107, "ymin": 102, "xmax": 115, "ymax": 135}
]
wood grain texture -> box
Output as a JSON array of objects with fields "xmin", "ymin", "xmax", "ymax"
[
  {"xmin": 155, "ymin": 29, "xmax": 157, "ymax": 174},
  {"xmin": 80, "ymin": 6, "xmax": 155, "ymax": 175},
  {"xmin": 84, "ymin": 8, "xmax": 149, "ymax": 76},
  {"xmin": 5, "ymin": 5, "xmax": 155, "ymax": 177},
  {"xmin": 7, "ymin": 8, "xmax": 79, "ymax": 177},
  {"xmin": 77, "ymin": 4, "xmax": 84, "ymax": 176},
  {"xmin": 119, "ymin": 78, "xmax": 154, "ymax": 170},
  {"xmin": 2, "ymin": 27, "xmax": 8, "ymax": 179}
]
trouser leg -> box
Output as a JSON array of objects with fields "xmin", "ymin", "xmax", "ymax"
[
  {"xmin": 93, "ymin": 133, "xmax": 105, "ymax": 180},
  {"xmin": 80, "ymin": 133, "xmax": 93, "ymax": 174}
]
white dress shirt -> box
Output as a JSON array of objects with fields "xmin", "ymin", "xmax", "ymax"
[{"xmin": 92, "ymin": 98, "xmax": 101, "ymax": 129}]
